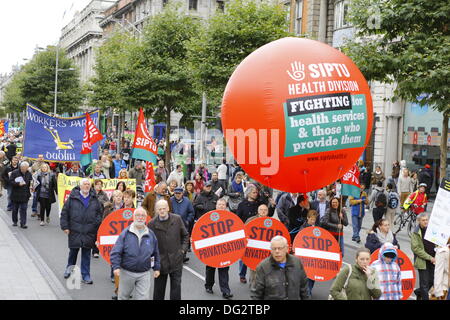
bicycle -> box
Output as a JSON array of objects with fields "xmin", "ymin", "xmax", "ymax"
[{"xmin": 393, "ymin": 205, "xmax": 420, "ymax": 237}]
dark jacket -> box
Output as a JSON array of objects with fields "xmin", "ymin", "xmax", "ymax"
[
  {"xmin": 0, "ymin": 157, "xmax": 9, "ymax": 187},
  {"xmin": 170, "ymin": 196, "xmax": 195, "ymax": 228},
  {"xmin": 276, "ymin": 193, "xmax": 296, "ymax": 227},
  {"xmin": 60, "ymin": 187, "xmax": 103, "ymax": 249},
  {"xmin": 193, "ymin": 190, "xmax": 218, "ymax": 220},
  {"xmin": 310, "ymin": 200, "xmax": 330, "ymax": 222},
  {"xmin": 251, "ymin": 254, "xmax": 309, "ymax": 300},
  {"xmin": 418, "ymin": 168, "xmax": 433, "ymax": 191},
  {"xmin": 2, "ymin": 163, "xmax": 19, "ymax": 188},
  {"xmin": 9, "ymin": 168, "xmax": 33, "ymax": 203},
  {"xmin": 210, "ymin": 179, "xmax": 226, "ymax": 198},
  {"xmin": 237, "ymin": 198, "xmax": 274, "ymax": 223},
  {"xmin": 35, "ymin": 172, "xmax": 58, "ymax": 203},
  {"xmin": 110, "ymin": 225, "xmax": 161, "ymax": 273},
  {"xmin": 322, "ymin": 208, "xmax": 349, "ymax": 236},
  {"xmin": 5, "ymin": 143, "xmax": 17, "ymax": 160},
  {"xmin": 365, "ymin": 231, "xmax": 399, "ymax": 254},
  {"xmin": 148, "ymin": 213, "xmax": 189, "ymax": 275}
]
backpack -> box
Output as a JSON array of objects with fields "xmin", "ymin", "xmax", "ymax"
[
  {"xmin": 375, "ymin": 190, "xmax": 387, "ymax": 208},
  {"xmin": 387, "ymin": 192, "xmax": 399, "ymax": 209}
]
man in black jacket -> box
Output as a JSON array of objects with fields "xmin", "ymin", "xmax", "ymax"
[
  {"xmin": 2, "ymin": 155, "xmax": 19, "ymax": 211},
  {"xmin": 60, "ymin": 179, "xmax": 103, "ymax": 284},
  {"xmin": 149, "ymin": 200, "xmax": 189, "ymax": 300},
  {"xmin": 251, "ymin": 236, "xmax": 309, "ymax": 300},
  {"xmin": 9, "ymin": 161, "xmax": 33, "ymax": 228},
  {"xmin": 193, "ymin": 181, "xmax": 218, "ymax": 220}
]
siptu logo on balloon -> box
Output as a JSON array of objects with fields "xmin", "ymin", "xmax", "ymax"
[{"xmin": 287, "ymin": 61, "xmax": 306, "ymax": 81}]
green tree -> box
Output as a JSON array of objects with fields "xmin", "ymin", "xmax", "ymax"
[
  {"xmin": 129, "ymin": 5, "xmax": 201, "ymax": 167},
  {"xmin": 89, "ymin": 31, "xmax": 139, "ymax": 112},
  {"xmin": 2, "ymin": 47, "xmax": 84, "ymax": 115},
  {"xmin": 343, "ymin": 0, "xmax": 450, "ymax": 180},
  {"xmin": 187, "ymin": 0, "xmax": 291, "ymax": 109}
]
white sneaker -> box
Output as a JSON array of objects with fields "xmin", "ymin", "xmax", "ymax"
[{"xmin": 40, "ymin": 221, "xmax": 45, "ymax": 226}]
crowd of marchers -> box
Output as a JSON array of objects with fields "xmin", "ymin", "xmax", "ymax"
[{"xmin": 0, "ymin": 132, "xmax": 448, "ymax": 301}]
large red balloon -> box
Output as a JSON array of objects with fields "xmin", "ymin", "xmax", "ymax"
[{"xmin": 222, "ymin": 37, "xmax": 373, "ymax": 192}]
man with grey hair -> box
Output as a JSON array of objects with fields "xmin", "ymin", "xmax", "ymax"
[
  {"xmin": 310, "ymin": 189, "xmax": 330, "ymax": 223},
  {"xmin": 111, "ymin": 207, "xmax": 161, "ymax": 300},
  {"xmin": 251, "ymin": 235, "xmax": 309, "ymax": 300},
  {"xmin": 60, "ymin": 178, "xmax": 103, "ymax": 284},
  {"xmin": 148, "ymin": 199, "xmax": 189, "ymax": 300},
  {"xmin": 411, "ymin": 212, "xmax": 436, "ymax": 300},
  {"xmin": 9, "ymin": 161, "xmax": 33, "ymax": 228}
]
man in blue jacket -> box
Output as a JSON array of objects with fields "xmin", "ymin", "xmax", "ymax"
[
  {"xmin": 170, "ymin": 187, "xmax": 194, "ymax": 263},
  {"xmin": 110, "ymin": 207, "xmax": 161, "ymax": 300}
]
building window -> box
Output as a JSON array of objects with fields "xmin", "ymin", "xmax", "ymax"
[
  {"xmin": 334, "ymin": 0, "xmax": 350, "ymax": 30},
  {"xmin": 295, "ymin": 0, "xmax": 303, "ymax": 35},
  {"xmin": 216, "ymin": 0, "xmax": 225, "ymax": 12},
  {"xmin": 189, "ymin": 0, "xmax": 198, "ymax": 11}
]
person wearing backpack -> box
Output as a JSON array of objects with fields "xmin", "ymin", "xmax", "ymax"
[
  {"xmin": 369, "ymin": 181, "xmax": 388, "ymax": 223},
  {"xmin": 385, "ymin": 183, "xmax": 400, "ymax": 227}
]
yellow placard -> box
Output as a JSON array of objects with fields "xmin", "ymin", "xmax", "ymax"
[{"xmin": 57, "ymin": 174, "xmax": 137, "ymax": 213}]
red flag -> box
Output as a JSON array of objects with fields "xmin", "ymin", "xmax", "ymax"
[
  {"xmin": 131, "ymin": 108, "xmax": 157, "ymax": 162},
  {"xmin": 144, "ymin": 162, "xmax": 156, "ymax": 193},
  {"xmin": 80, "ymin": 113, "xmax": 103, "ymax": 166}
]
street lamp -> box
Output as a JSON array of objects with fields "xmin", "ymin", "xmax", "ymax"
[{"xmin": 53, "ymin": 43, "xmax": 75, "ymax": 116}]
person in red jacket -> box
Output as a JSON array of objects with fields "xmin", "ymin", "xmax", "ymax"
[{"xmin": 406, "ymin": 183, "xmax": 428, "ymax": 215}]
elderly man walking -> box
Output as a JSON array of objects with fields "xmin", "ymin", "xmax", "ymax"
[
  {"xmin": 149, "ymin": 200, "xmax": 189, "ymax": 300},
  {"xmin": 60, "ymin": 178, "xmax": 103, "ymax": 284},
  {"xmin": 9, "ymin": 161, "xmax": 33, "ymax": 228},
  {"xmin": 110, "ymin": 207, "xmax": 161, "ymax": 300},
  {"xmin": 251, "ymin": 236, "xmax": 309, "ymax": 300}
]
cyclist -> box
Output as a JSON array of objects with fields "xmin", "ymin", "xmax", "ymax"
[{"xmin": 403, "ymin": 183, "xmax": 428, "ymax": 215}]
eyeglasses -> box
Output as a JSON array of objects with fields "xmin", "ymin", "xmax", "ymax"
[{"xmin": 271, "ymin": 246, "xmax": 287, "ymax": 251}]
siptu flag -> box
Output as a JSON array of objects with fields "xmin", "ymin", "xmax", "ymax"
[
  {"xmin": 144, "ymin": 161, "xmax": 157, "ymax": 193},
  {"xmin": 80, "ymin": 112, "xmax": 103, "ymax": 167},
  {"xmin": 341, "ymin": 164, "xmax": 361, "ymax": 198},
  {"xmin": 131, "ymin": 108, "xmax": 157, "ymax": 163}
]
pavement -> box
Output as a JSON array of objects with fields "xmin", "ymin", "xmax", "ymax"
[
  {"xmin": 0, "ymin": 191, "xmax": 434, "ymax": 300},
  {"xmin": 0, "ymin": 207, "xmax": 57, "ymax": 300}
]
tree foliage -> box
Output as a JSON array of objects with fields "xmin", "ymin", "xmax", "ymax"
[
  {"xmin": 343, "ymin": 0, "xmax": 450, "ymax": 111},
  {"xmin": 1, "ymin": 47, "xmax": 84, "ymax": 114},
  {"xmin": 89, "ymin": 32, "xmax": 139, "ymax": 112},
  {"xmin": 187, "ymin": 0, "xmax": 291, "ymax": 109}
]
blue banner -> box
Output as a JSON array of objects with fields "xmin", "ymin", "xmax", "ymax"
[{"xmin": 23, "ymin": 103, "xmax": 99, "ymax": 162}]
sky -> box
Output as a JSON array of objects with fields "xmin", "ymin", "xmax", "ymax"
[{"xmin": 0, "ymin": 0, "xmax": 92, "ymax": 75}]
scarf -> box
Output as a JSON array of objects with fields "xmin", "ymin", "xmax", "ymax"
[
  {"xmin": 232, "ymin": 180, "xmax": 243, "ymax": 193},
  {"xmin": 376, "ymin": 227, "xmax": 394, "ymax": 244}
]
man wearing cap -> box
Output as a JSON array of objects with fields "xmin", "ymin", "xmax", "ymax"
[
  {"xmin": 170, "ymin": 187, "xmax": 194, "ymax": 263},
  {"xmin": 193, "ymin": 181, "xmax": 218, "ymax": 220},
  {"xmin": 370, "ymin": 243, "xmax": 402, "ymax": 300}
]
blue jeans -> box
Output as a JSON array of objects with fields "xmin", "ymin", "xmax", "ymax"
[
  {"xmin": 351, "ymin": 215, "xmax": 363, "ymax": 240},
  {"xmin": 12, "ymin": 202, "xmax": 28, "ymax": 226},
  {"xmin": 32, "ymin": 192, "xmax": 38, "ymax": 212},
  {"xmin": 335, "ymin": 235, "xmax": 345, "ymax": 258},
  {"xmin": 307, "ymin": 279, "xmax": 315, "ymax": 297},
  {"xmin": 239, "ymin": 260, "xmax": 247, "ymax": 279},
  {"xmin": 67, "ymin": 248, "xmax": 91, "ymax": 278}
]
